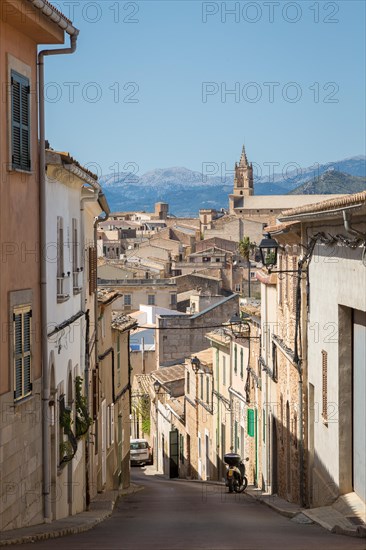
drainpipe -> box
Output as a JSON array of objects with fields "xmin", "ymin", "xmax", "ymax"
[
  {"xmin": 39, "ymin": 30, "xmax": 79, "ymax": 522},
  {"xmin": 342, "ymin": 210, "xmax": 365, "ymax": 239},
  {"xmin": 93, "ymin": 196, "xmax": 110, "ymax": 388}
]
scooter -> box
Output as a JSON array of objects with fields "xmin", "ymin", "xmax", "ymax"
[{"xmin": 224, "ymin": 453, "xmax": 249, "ymax": 493}]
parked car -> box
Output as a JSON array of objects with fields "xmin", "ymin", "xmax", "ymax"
[{"xmin": 130, "ymin": 438, "xmax": 151, "ymax": 466}]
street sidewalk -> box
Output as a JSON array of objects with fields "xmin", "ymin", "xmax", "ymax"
[{"xmin": 0, "ymin": 484, "xmax": 144, "ymax": 547}]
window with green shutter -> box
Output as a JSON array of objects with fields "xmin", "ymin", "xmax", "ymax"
[
  {"xmin": 13, "ymin": 305, "xmax": 32, "ymax": 401},
  {"xmin": 240, "ymin": 348, "xmax": 244, "ymax": 379},
  {"xmin": 247, "ymin": 408, "xmax": 255, "ymax": 437},
  {"xmin": 11, "ymin": 71, "xmax": 31, "ymax": 171}
]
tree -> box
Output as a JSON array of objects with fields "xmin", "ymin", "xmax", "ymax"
[{"xmin": 238, "ymin": 237, "xmax": 255, "ymax": 263}]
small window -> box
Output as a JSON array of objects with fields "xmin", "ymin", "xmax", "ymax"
[
  {"xmin": 234, "ymin": 345, "xmax": 237, "ymax": 374},
  {"xmin": 124, "ymin": 294, "xmax": 132, "ymax": 306},
  {"xmin": 223, "ymin": 356, "xmax": 226, "ymax": 386},
  {"xmin": 200, "ymin": 375, "xmax": 203, "ymax": 400},
  {"xmin": 240, "ymin": 348, "xmax": 244, "ymax": 378},
  {"xmin": 170, "ymin": 293, "xmax": 177, "ymax": 306},
  {"xmin": 11, "ymin": 71, "xmax": 31, "ymax": 171},
  {"xmin": 206, "ymin": 376, "xmax": 209, "ymax": 404},
  {"xmin": 148, "ymin": 294, "xmax": 155, "ymax": 306},
  {"xmin": 13, "ymin": 305, "xmax": 32, "ymax": 401},
  {"xmin": 235, "ymin": 284, "xmax": 241, "ymax": 293}
]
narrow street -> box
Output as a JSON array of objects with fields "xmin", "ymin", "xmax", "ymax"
[{"xmin": 10, "ymin": 469, "xmax": 366, "ymax": 550}]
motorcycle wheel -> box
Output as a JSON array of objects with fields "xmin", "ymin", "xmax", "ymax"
[
  {"xmin": 235, "ymin": 476, "xmax": 248, "ymax": 493},
  {"xmin": 228, "ymin": 479, "xmax": 234, "ymax": 493}
]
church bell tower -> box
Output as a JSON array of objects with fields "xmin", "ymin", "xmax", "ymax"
[
  {"xmin": 229, "ymin": 146, "xmax": 254, "ymax": 214},
  {"xmin": 234, "ymin": 145, "xmax": 253, "ymax": 196}
]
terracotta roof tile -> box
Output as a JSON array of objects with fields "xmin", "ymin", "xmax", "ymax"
[{"xmin": 280, "ymin": 191, "xmax": 366, "ymax": 219}]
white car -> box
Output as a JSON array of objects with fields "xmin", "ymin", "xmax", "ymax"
[{"xmin": 130, "ymin": 438, "xmax": 150, "ymax": 465}]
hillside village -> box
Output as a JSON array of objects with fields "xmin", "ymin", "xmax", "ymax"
[{"xmin": 0, "ymin": 0, "xmax": 365, "ymax": 544}]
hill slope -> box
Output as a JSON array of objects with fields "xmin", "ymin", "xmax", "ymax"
[{"xmin": 288, "ymin": 170, "xmax": 366, "ymax": 195}]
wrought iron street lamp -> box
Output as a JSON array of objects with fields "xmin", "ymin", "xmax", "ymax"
[
  {"xmin": 153, "ymin": 380, "xmax": 161, "ymax": 394},
  {"xmin": 190, "ymin": 356, "xmax": 201, "ymax": 373},
  {"xmin": 259, "ymin": 233, "xmax": 279, "ymax": 267}
]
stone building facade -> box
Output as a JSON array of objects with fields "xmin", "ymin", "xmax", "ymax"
[{"xmin": 156, "ymin": 294, "xmax": 239, "ymax": 367}]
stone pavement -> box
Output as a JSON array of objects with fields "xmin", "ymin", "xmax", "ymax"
[{"xmin": 0, "ymin": 484, "xmax": 144, "ymax": 547}]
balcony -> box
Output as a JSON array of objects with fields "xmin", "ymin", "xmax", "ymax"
[
  {"xmin": 57, "ymin": 274, "xmax": 71, "ymax": 303},
  {"xmin": 73, "ymin": 268, "xmax": 83, "ymax": 295}
]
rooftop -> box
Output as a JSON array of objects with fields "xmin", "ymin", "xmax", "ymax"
[
  {"xmin": 46, "ymin": 148, "xmax": 98, "ymax": 182},
  {"xmin": 98, "ymin": 278, "xmax": 176, "ymax": 287},
  {"xmin": 111, "ymin": 312, "xmax": 138, "ymax": 332},
  {"xmin": 190, "ymin": 347, "xmax": 213, "ymax": 368},
  {"xmin": 97, "ymin": 288, "xmax": 120, "ymax": 304},
  {"xmin": 279, "ymin": 191, "xmax": 366, "ymax": 220},
  {"xmin": 167, "ymin": 397, "xmax": 185, "ymax": 420},
  {"xmin": 151, "ymin": 364, "xmax": 186, "ymax": 385}
]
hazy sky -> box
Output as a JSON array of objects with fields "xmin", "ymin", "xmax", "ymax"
[{"xmin": 44, "ymin": 0, "xmax": 365, "ymax": 178}]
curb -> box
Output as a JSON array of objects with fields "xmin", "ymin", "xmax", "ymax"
[
  {"xmin": 0, "ymin": 485, "xmax": 145, "ymax": 547},
  {"xmin": 244, "ymin": 491, "xmax": 299, "ymax": 519},
  {"xmin": 0, "ymin": 512, "xmax": 111, "ymax": 547}
]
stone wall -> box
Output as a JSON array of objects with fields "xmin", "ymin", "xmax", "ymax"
[
  {"xmin": 174, "ymin": 273, "xmax": 222, "ymax": 295},
  {"xmin": 0, "ymin": 379, "xmax": 43, "ymax": 531},
  {"xmin": 156, "ymin": 295, "xmax": 239, "ymax": 367}
]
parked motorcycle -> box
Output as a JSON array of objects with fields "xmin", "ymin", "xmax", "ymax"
[{"xmin": 224, "ymin": 453, "xmax": 249, "ymax": 493}]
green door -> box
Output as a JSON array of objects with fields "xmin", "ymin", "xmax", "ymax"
[{"xmin": 169, "ymin": 430, "xmax": 179, "ymax": 478}]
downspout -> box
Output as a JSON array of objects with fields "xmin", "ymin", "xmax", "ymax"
[
  {"xmin": 93, "ymin": 197, "xmax": 110, "ymax": 413},
  {"xmin": 39, "ymin": 31, "xmax": 79, "ymax": 522},
  {"xmin": 342, "ymin": 210, "xmax": 365, "ymax": 239}
]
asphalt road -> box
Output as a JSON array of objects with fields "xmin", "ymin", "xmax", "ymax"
[{"xmin": 10, "ymin": 468, "xmax": 366, "ymax": 550}]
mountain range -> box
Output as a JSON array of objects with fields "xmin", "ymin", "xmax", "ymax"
[
  {"xmin": 288, "ymin": 170, "xmax": 366, "ymax": 195},
  {"xmin": 100, "ymin": 155, "xmax": 366, "ymax": 216}
]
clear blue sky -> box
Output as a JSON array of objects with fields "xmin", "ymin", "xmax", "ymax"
[{"xmin": 45, "ymin": 0, "xmax": 365, "ymax": 177}]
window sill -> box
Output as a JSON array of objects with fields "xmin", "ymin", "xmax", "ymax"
[
  {"xmin": 57, "ymin": 294, "xmax": 70, "ymax": 303},
  {"xmin": 73, "ymin": 288, "xmax": 82, "ymax": 295},
  {"xmin": 9, "ymin": 167, "xmax": 33, "ymax": 175},
  {"xmin": 13, "ymin": 392, "xmax": 34, "ymax": 408}
]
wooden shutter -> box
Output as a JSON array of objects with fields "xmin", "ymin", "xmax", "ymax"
[
  {"xmin": 11, "ymin": 71, "xmax": 30, "ymax": 171},
  {"xmin": 322, "ymin": 350, "xmax": 328, "ymax": 420},
  {"xmin": 247, "ymin": 408, "xmax": 255, "ymax": 437},
  {"xmin": 13, "ymin": 306, "xmax": 32, "ymax": 400},
  {"xmin": 92, "ymin": 369, "xmax": 98, "ymax": 420},
  {"xmin": 292, "ymin": 256, "xmax": 297, "ymax": 313},
  {"xmin": 278, "ymin": 254, "xmax": 283, "ymax": 305},
  {"xmin": 57, "ymin": 217, "xmax": 64, "ymax": 277},
  {"xmin": 89, "ymin": 246, "xmax": 97, "ymax": 295}
]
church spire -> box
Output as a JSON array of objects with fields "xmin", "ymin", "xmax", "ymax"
[{"xmin": 239, "ymin": 145, "xmax": 248, "ymax": 167}]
